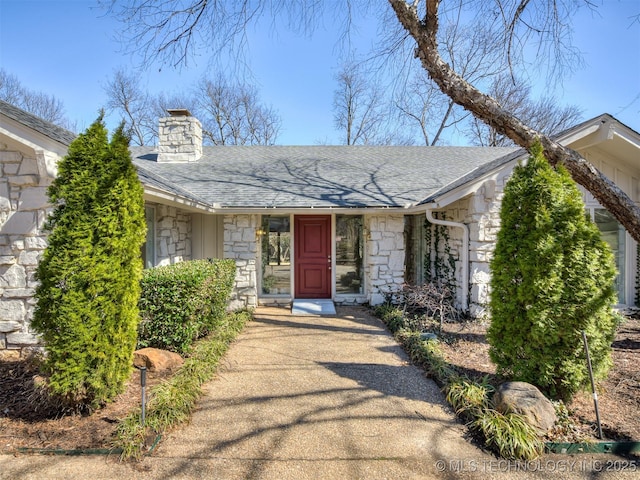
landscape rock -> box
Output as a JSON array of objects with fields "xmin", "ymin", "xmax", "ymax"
[
  {"xmin": 133, "ymin": 347, "xmax": 183, "ymax": 373},
  {"xmin": 0, "ymin": 349, "xmax": 21, "ymax": 361},
  {"xmin": 420, "ymin": 332, "xmax": 438, "ymax": 341},
  {"xmin": 493, "ymin": 381, "xmax": 557, "ymax": 433}
]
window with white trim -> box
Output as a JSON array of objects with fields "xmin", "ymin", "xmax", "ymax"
[{"xmin": 142, "ymin": 206, "xmax": 156, "ymax": 269}]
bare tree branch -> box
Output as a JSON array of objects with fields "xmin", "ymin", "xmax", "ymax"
[
  {"xmin": 103, "ymin": 68, "xmax": 157, "ymax": 145},
  {"xmin": 0, "ymin": 68, "xmax": 72, "ymax": 129},
  {"xmin": 194, "ymin": 74, "xmax": 281, "ymax": 145},
  {"xmin": 388, "ymin": 0, "xmax": 640, "ymax": 241},
  {"xmin": 333, "ymin": 61, "xmax": 386, "ymax": 145},
  {"xmin": 394, "ymin": 20, "xmax": 503, "ymax": 145},
  {"xmin": 102, "ymin": 0, "xmax": 640, "ymax": 239},
  {"xmin": 467, "ymin": 74, "xmax": 583, "ymax": 146}
]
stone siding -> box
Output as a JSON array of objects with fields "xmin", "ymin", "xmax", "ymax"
[
  {"xmin": 0, "ymin": 149, "xmax": 53, "ymax": 356},
  {"xmin": 157, "ymin": 114, "xmax": 203, "ymax": 163},
  {"xmin": 366, "ymin": 214, "xmax": 405, "ymax": 305},
  {"xmin": 154, "ymin": 204, "xmax": 192, "ymax": 266},
  {"xmin": 465, "ymin": 170, "xmax": 512, "ymax": 318},
  {"xmin": 224, "ymin": 214, "xmax": 259, "ymax": 310},
  {"xmin": 432, "ymin": 177, "xmax": 507, "ymax": 319}
]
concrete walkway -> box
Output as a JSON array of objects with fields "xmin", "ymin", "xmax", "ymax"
[{"xmin": 1, "ymin": 307, "xmax": 637, "ymax": 479}]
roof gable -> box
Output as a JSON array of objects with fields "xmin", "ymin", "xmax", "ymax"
[
  {"xmin": 0, "ymin": 100, "xmax": 76, "ymax": 146},
  {"xmin": 0, "ymin": 100, "xmax": 77, "ymax": 178},
  {"xmin": 423, "ymin": 114, "xmax": 640, "ymax": 209}
]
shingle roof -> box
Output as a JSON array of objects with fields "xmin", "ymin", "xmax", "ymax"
[
  {"xmin": 0, "ymin": 100, "xmax": 76, "ymax": 146},
  {"xmin": 0, "ymin": 99, "xmax": 523, "ymax": 209},
  {"xmin": 131, "ymin": 145, "xmax": 519, "ymax": 209},
  {"xmin": 135, "ymin": 162, "xmax": 210, "ymax": 206}
]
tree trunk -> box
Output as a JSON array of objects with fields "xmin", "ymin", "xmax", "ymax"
[{"xmin": 388, "ymin": 0, "xmax": 640, "ymax": 242}]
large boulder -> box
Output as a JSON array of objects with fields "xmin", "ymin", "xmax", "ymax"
[
  {"xmin": 493, "ymin": 381, "xmax": 557, "ymax": 433},
  {"xmin": 133, "ymin": 347, "xmax": 183, "ymax": 373}
]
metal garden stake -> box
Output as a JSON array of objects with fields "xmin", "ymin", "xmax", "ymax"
[
  {"xmin": 581, "ymin": 331, "xmax": 603, "ymax": 439},
  {"xmin": 140, "ymin": 366, "xmax": 147, "ymax": 426}
]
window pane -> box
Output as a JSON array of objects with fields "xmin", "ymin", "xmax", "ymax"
[
  {"xmin": 261, "ymin": 216, "xmax": 291, "ymax": 295},
  {"xmin": 594, "ymin": 208, "xmax": 625, "ymax": 303},
  {"xmin": 142, "ymin": 206, "xmax": 155, "ymax": 269},
  {"xmin": 404, "ymin": 215, "xmax": 425, "ymax": 285},
  {"xmin": 335, "ymin": 215, "xmax": 363, "ymax": 295}
]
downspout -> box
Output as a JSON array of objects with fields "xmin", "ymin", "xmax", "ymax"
[{"xmin": 425, "ymin": 208, "xmax": 469, "ymax": 312}]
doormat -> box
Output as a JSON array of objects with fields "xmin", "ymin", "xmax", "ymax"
[{"xmin": 291, "ymin": 299, "xmax": 336, "ymax": 315}]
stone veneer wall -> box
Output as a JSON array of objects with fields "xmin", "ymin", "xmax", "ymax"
[
  {"xmin": 153, "ymin": 204, "xmax": 192, "ymax": 266},
  {"xmin": 466, "ymin": 171, "xmax": 512, "ymax": 318},
  {"xmin": 438, "ymin": 171, "xmax": 511, "ymax": 319},
  {"xmin": 157, "ymin": 114, "xmax": 203, "ymax": 163},
  {"xmin": 457, "ymin": 156, "xmax": 638, "ymax": 317},
  {"xmin": 0, "ymin": 181, "xmax": 194, "ymax": 355},
  {"xmin": 415, "ymin": 170, "xmax": 512, "ymax": 319},
  {"xmin": 366, "ymin": 214, "xmax": 405, "ymax": 305},
  {"xmin": 223, "ymin": 214, "xmax": 258, "ymax": 310},
  {"xmin": 0, "ymin": 149, "xmax": 53, "ymax": 356}
]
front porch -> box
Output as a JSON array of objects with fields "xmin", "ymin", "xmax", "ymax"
[{"xmin": 221, "ymin": 213, "xmax": 405, "ymax": 310}]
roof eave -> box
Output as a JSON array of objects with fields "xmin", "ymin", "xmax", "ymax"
[
  {"xmin": 418, "ymin": 150, "xmax": 525, "ymax": 209},
  {"xmin": 143, "ymin": 186, "xmax": 217, "ymax": 213},
  {"xmin": 555, "ymin": 113, "xmax": 640, "ymax": 149},
  {"xmin": 201, "ymin": 205, "xmax": 415, "ymax": 215}
]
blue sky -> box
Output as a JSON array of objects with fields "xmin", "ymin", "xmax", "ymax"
[{"xmin": 1, "ymin": 0, "xmax": 639, "ymax": 144}]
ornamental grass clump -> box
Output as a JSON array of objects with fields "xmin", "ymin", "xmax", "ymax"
[
  {"xmin": 446, "ymin": 376, "xmax": 494, "ymax": 421},
  {"xmin": 373, "ymin": 303, "xmax": 406, "ymax": 333},
  {"xmin": 472, "ymin": 409, "xmax": 544, "ymax": 460},
  {"xmin": 114, "ymin": 309, "xmax": 251, "ymax": 460},
  {"xmin": 375, "ymin": 307, "xmax": 543, "ymax": 461},
  {"xmin": 445, "ymin": 378, "xmax": 543, "ymax": 460},
  {"xmin": 489, "ymin": 142, "xmax": 618, "ymax": 402},
  {"xmin": 398, "ymin": 331, "xmax": 458, "ymax": 384}
]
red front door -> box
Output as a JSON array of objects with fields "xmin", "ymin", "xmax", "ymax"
[{"xmin": 294, "ymin": 215, "xmax": 331, "ymax": 298}]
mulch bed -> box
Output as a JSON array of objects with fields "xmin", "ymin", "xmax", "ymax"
[
  {"xmin": 0, "ymin": 359, "xmax": 168, "ymax": 453},
  {"xmin": 436, "ymin": 315, "xmax": 640, "ymax": 442}
]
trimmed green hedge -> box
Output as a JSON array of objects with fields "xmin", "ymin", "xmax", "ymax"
[{"xmin": 137, "ymin": 259, "xmax": 236, "ymax": 354}]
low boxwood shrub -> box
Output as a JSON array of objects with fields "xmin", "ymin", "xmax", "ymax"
[{"xmin": 137, "ymin": 259, "xmax": 236, "ymax": 354}]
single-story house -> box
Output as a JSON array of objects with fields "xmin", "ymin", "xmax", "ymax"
[{"xmin": 1, "ymin": 99, "xmax": 639, "ymax": 355}]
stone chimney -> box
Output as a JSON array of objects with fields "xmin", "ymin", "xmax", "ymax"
[{"xmin": 157, "ymin": 109, "xmax": 203, "ymax": 163}]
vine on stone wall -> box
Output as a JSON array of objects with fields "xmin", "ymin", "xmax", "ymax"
[
  {"xmin": 423, "ymin": 212, "xmax": 457, "ymax": 294},
  {"xmin": 423, "ymin": 217, "xmax": 433, "ymax": 284}
]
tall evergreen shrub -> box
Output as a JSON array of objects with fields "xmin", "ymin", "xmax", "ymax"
[
  {"xmin": 33, "ymin": 116, "xmax": 146, "ymax": 409},
  {"xmin": 488, "ymin": 143, "xmax": 618, "ymax": 402}
]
